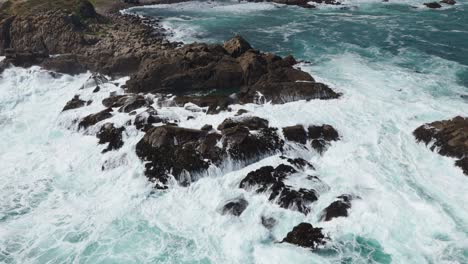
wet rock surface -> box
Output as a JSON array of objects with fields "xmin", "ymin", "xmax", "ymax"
[
  {"xmin": 320, "ymin": 195, "xmax": 354, "ymax": 221},
  {"xmin": 414, "ymin": 116, "xmax": 468, "ymax": 175},
  {"xmin": 62, "ymin": 95, "xmax": 87, "ymax": 111},
  {"xmin": 282, "ymin": 223, "xmax": 327, "ymax": 249},
  {"xmin": 239, "ymin": 164, "xmax": 318, "ymax": 214},
  {"xmin": 78, "ymin": 108, "xmax": 113, "ymax": 129},
  {"xmin": 221, "ymin": 198, "xmax": 249, "ymax": 216},
  {"xmin": 96, "ymin": 123, "xmax": 125, "ymax": 153}
]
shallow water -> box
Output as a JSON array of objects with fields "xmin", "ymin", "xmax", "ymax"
[{"xmin": 1, "ymin": 1, "xmax": 468, "ymax": 263}]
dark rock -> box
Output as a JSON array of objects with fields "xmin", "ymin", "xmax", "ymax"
[
  {"xmin": 201, "ymin": 124, "xmax": 213, "ymax": 131},
  {"xmin": 218, "ymin": 116, "xmax": 269, "ymax": 131},
  {"xmin": 424, "ymin": 2, "xmax": 442, "ymax": 8},
  {"xmin": 134, "ymin": 107, "xmax": 163, "ymax": 131},
  {"xmin": 441, "ymin": 0, "xmax": 456, "ymax": 4},
  {"xmin": 235, "ymin": 109, "xmax": 249, "ymax": 116},
  {"xmin": 174, "ymin": 95, "xmax": 235, "ymax": 114},
  {"xmin": 40, "ymin": 54, "xmax": 87, "ymax": 75},
  {"xmin": 222, "ymin": 126, "xmax": 284, "ymax": 161},
  {"xmin": 280, "ymin": 156, "xmax": 314, "ymax": 170},
  {"xmin": 283, "ymin": 125, "xmax": 307, "ymax": 144},
  {"xmin": 78, "ymin": 108, "xmax": 113, "ymax": 129},
  {"xmin": 239, "ymin": 82, "xmax": 340, "ymax": 104},
  {"xmin": 93, "ymin": 86, "xmax": 100, "ymax": 93},
  {"xmin": 414, "ymin": 116, "xmax": 468, "ymax": 175},
  {"xmin": 223, "ymin": 35, "xmax": 252, "ymax": 58},
  {"xmin": 96, "ymin": 123, "xmax": 125, "ymax": 153},
  {"xmin": 3, "ymin": 50, "xmax": 48, "ymax": 68},
  {"xmin": 320, "ymin": 195, "xmax": 353, "ymax": 221},
  {"xmin": 62, "ymin": 95, "xmax": 86, "ymax": 111},
  {"xmin": 240, "ymin": 164, "xmax": 317, "ymax": 214},
  {"xmin": 135, "ymin": 126, "xmax": 222, "ymax": 186},
  {"xmin": 308, "ymin": 124, "xmax": 340, "ymax": 153},
  {"xmin": 221, "ymin": 198, "xmax": 249, "ymax": 216},
  {"xmin": 77, "ymin": 0, "xmax": 98, "ymax": 19},
  {"xmin": 102, "ymin": 94, "xmax": 150, "ymax": 113},
  {"xmin": 282, "ymin": 223, "xmax": 326, "ymax": 249},
  {"xmin": 261, "ymin": 216, "xmax": 277, "ymax": 229}
]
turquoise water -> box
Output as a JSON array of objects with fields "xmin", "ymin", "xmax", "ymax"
[{"xmin": 0, "ymin": 1, "xmax": 467, "ymax": 264}]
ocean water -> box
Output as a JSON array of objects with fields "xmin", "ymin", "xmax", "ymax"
[{"xmin": 1, "ymin": 1, "xmax": 468, "ymax": 263}]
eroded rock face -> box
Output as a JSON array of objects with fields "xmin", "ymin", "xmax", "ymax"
[
  {"xmin": 282, "ymin": 223, "xmax": 326, "ymax": 249},
  {"xmin": 414, "ymin": 116, "xmax": 468, "ymax": 175}
]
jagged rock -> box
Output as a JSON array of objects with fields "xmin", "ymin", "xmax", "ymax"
[
  {"xmin": 282, "ymin": 223, "xmax": 326, "ymax": 249},
  {"xmin": 221, "ymin": 198, "xmax": 249, "ymax": 216},
  {"xmin": 414, "ymin": 116, "xmax": 468, "ymax": 175},
  {"xmin": 102, "ymin": 94, "xmax": 150, "ymax": 113},
  {"xmin": 135, "ymin": 126, "xmax": 222, "ymax": 186},
  {"xmin": 283, "ymin": 125, "xmax": 307, "ymax": 144},
  {"xmin": 174, "ymin": 95, "xmax": 235, "ymax": 114},
  {"xmin": 280, "ymin": 156, "xmax": 314, "ymax": 170},
  {"xmin": 62, "ymin": 95, "xmax": 86, "ymax": 111},
  {"xmin": 424, "ymin": 2, "xmax": 442, "ymax": 8},
  {"xmin": 308, "ymin": 124, "xmax": 340, "ymax": 153},
  {"xmin": 222, "ymin": 126, "xmax": 284, "ymax": 161},
  {"xmin": 3, "ymin": 50, "xmax": 48, "ymax": 68},
  {"xmin": 218, "ymin": 116, "xmax": 269, "ymax": 131},
  {"xmin": 239, "ymin": 82, "xmax": 340, "ymax": 104},
  {"xmin": 96, "ymin": 123, "xmax": 125, "ymax": 153},
  {"xmin": 223, "ymin": 35, "xmax": 252, "ymax": 58},
  {"xmin": 78, "ymin": 108, "xmax": 113, "ymax": 129},
  {"xmin": 320, "ymin": 195, "xmax": 353, "ymax": 221},
  {"xmin": 240, "ymin": 164, "xmax": 317, "ymax": 214}
]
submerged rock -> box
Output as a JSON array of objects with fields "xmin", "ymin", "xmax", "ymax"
[
  {"xmin": 440, "ymin": 0, "xmax": 456, "ymax": 5},
  {"xmin": 414, "ymin": 116, "xmax": 468, "ymax": 175},
  {"xmin": 96, "ymin": 123, "xmax": 125, "ymax": 153},
  {"xmin": 261, "ymin": 216, "xmax": 277, "ymax": 229},
  {"xmin": 282, "ymin": 223, "xmax": 327, "ymax": 249},
  {"xmin": 221, "ymin": 198, "xmax": 249, "ymax": 216}
]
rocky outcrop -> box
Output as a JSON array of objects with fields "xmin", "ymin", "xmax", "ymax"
[
  {"xmin": 239, "ymin": 164, "xmax": 318, "ymax": 214},
  {"xmin": 135, "ymin": 121, "xmax": 284, "ymax": 187},
  {"xmin": 414, "ymin": 116, "xmax": 468, "ymax": 175},
  {"xmin": 62, "ymin": 95, "xmax": 88, "ymax": 111},
  {"xmin": 283, "ymin": 125, "xmax": 307, "ymax": 144},
  {"xmin": 320, "ymin": 194, "xmax": 354, "ymax": 221},
  {"xmin": 282, "ymin": 223, "xmax": 327, "ymax": 249},
  {"xmin": 424, "ymin": 2, "xmax": 442, "ymax": 8},
  {"xmin": 78, "ymin": 108, "xmax": 113, "ymax": 129},
  {"xmin": 96, "ymin": 123, "xmax": 125, "ymax": 153},
  {"xmin": 102, "ymin": 94, "xmax": 152, "ymax": 113},
  {"xmin": 218, "ymin": 116, "xmax": 269, "ymax": 131}
]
